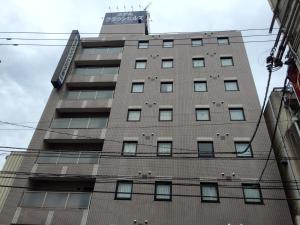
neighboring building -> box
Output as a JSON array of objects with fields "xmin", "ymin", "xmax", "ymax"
[
  {"xmin": 0, "ymin": 152, "xmax": 23, "ymax": 213},
  {"xmin": 264, "ymin": 87, "xmax": 300, "ymax": 225},
  {"xmin": 0, "ymin": 11, "xmax": 294, "ymax": 225}
]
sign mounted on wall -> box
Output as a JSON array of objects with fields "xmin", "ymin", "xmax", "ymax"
[
  {"xmin": 103, "ymin": 11, "xmax": 147, "ymax": 25},
  {"xmin": 51, "ymin": 30, "xmax": 80, "ymax": 89}
]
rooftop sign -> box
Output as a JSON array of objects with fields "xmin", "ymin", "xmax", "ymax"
[{"xmin": 103, "ymin": 11, "xmax": 147, "ymax": 25}]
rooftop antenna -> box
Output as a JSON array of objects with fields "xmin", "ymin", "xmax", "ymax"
[
  {"xmin": 108, "ymin": 6, "xmax": 111, "ymax": 12},
  {"xmin": 124, "ymin": 5, "xmax": 126, "ymax": 11},
  {"xmin": 139, "ymin": 4, "xmax": 142, "ymax": 10},
  {"xmin": 116, "ymin": 6, "xmax": 119, "ymax": 11},
  {"xmin": 131, "ymin": 5, "xmax": 134, "ymax": 11},
  {"xmin": 144, "ymin": 2, "xmax": 152, "ymax": 11}
]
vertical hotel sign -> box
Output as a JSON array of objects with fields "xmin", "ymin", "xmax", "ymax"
[
  {"xmin": 51, "ymin": 30, "xmax": 80, "ymax": 88},
  {"xmin": 287, "ymin": 61, "xmax": 300, "ymax": 103}
]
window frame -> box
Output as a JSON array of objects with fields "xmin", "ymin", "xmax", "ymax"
[
  {"xmin": 229, "ymin": 108, "xmax": 245, "ymax": 121},
  {"xmin": 131, "ymin": 82, "xmax": 144, "ymax": 93},
  {"xmin": 138, "ymin": 40, "xmax": 149, "ymax": 49},
  {"xmin": 220, "ymin": 56, "xmax": 234, "ymax": 67},
  {"xmin": 192, "ymin": 58, "xmax": 205, "ymax": 68},
  {"xmin": 154, "ymin": 181, "xmax": 172, "ymax": 201},
  {"xmin": 161, "ymin": 59, "xmax": 174, "ymax": 69},
  {"xmin": 135, "ymin": 60, "xmax": 147, "ymax": 69},
  {"xmin": 224, "ymin": 80, "xmax": 239, "ymax": 91},
  {"xmin": 191, "ymin": 38, "xmax": 203, "ymax": 47},
  {"xmin": 160, "ymin": 82, "xmax": 173, "ymax": 93},
  {"xmin": 242, "ymin": 183, "xmax": 263, "ymax": 204},
  {"xmin": 235, "ymin": 142, "xmax": 253, "ymax": 158},
  {"xmin": 159, "ymin": 109, "xmax": 173, "ymax": 121},
  {"xmin": 115, "ymin": 180, "xmax": 133, "ymax": 200},
  {"xmin": 127, "ymin": 109, "xmax": 141, "ymax": 122},
  {"xmin": 200, "ymin": 182, "xmax": 220, "ymax": 203},
  {"xmin": 122, "ymin": 141, "xmax": 138, "ymax": 156},
  {"xmin": 195, "ymin": 108, "xmax": 211, "ymax": 121},
  {"xmin": 157, "ymin": 141, "xmax": 173, "ymax": 157},
  {"xmin": 162, "ymin": 40, "xmax": 174, "ymax": 48},
  {"xmin": 198, "ymin": 141, "xmax": 215, "ymax": 158},
  {"xmin": 194, "ymin": 81, "xmax": 208, "ymax": 92},
  {"xmin": 217, "ymin": 37, "xmax": 230, "ymax": 45}
]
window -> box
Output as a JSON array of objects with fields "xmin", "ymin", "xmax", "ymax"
[
  {"xmin": 131, "ymin": 82, "xmax": 144, "ymax": 93},
  {"xmin": 194, "ymin": 81, "xmax": 207, "ymax": 92},
  {"xmin": 74, "ymin": 66, "xmax": 119, "ymax": 76},
  {"xmin": 162, "ymin": 59, "xmax": 173, "ymax": 68},
  {"xmin": 221, "ymin": 57, "xmax": 234, "ymax": 66},
  {"xmin": 217, "ymin": 37, "xmax": 229, "ymax": 45},
  {"xmin": 58, "ymin": 152, "xmax": 79, "ymax": 164},
  {"xmin": 122, "ymin": 141, "xmax": 137, "ymax": 156},
  {"xmin": 229, "ymin": 108, "xmax": 245, "ymax": 121},
  {"xmin": 224, "ymin": 80, "xmax": 239, "ymax": 91},
  {"xmin": 200, "ymin": 183, "xmax": 219, "ymax": 202},
  {"xmin": 155, "ymin": 182, "xmax": 172, "ymax": 201},
  {"xmin": 193, "ymin": 58, "xmax": 205, "ymax": 68},
  {"xmin": 235, "ymin": 142, "xmax": 253, "ymax": 157},
  {"xmin": 37, "ymin": 152, "xmax": 60, "ymax": 164},
  {"xmin": 163, "ymin": 40, "xmax": 173, "ymax": 48},
  {"xmin": 242, "ymin": 184, "xmax": 263, "ymax": 204},
  {"xmin": 159, "ymin": 109, "xmax": 173, "ymax": 121},
  {"xmin": 198, "ymin": 142, "xmax": 214, "ymax": 158},
  {"xmin": 160, "ymin": 82, "xmax": 173, "ymax": 93},
  {"xmin": 138, "ymin": 40, "xmax": 149, "ymax": 49},
  {"xmin": 196, "ymin": 108, "xmax": 210, "ymax": 121},
  {"xmin": 115, "ymin": 181, "xmax": 133, "ymax": 200},
  {"xmin": 135, "ymin": 60, "xmax": 147, "ymax": 69},
  {"xmin": 191, "ymin": 38, "xmax": 203, "ymax": 47},
  {"xmin": 157, "ymin": 141, "xmax": 172, "ymax": 156},
  {"xmin": 20, "ymin": 192, "xmax": 91, "ymax": 209},
  {"xmin": 127, "ymin": 109, "xmax": 141, "ymax": 121}
]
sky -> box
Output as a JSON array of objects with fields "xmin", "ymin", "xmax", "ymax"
[{"xmin": 0, "ymin": 0, "xmax": 286, "ymax": 168}]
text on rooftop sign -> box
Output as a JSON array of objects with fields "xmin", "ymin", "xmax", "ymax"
[{"xmin": 103, "ymin": 11, "xmax": 147, "ymax": 25}]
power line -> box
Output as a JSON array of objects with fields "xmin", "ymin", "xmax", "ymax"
[
  {"xmin": 0, "ymin": 28, "xmax": 280, "ymax": 35},
  {"xmin": 0, "ymin": 39, "xmax": 280, "ymax": 47}
]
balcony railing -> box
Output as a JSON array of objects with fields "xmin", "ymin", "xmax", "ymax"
[{"xmin": 51, "ymin": 117, "xmax": 108, "ymax": 129}]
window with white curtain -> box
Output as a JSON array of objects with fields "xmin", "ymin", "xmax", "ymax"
[
  {"xmin": 160, "ymin": 82, "xmax": 173, "ymax": 93},
  {"xmin": 159, "ymin": 109, "xmax": 173, "ymax": 121},
  {"xmin": 162, "ymin": 59, "xmax": 174, "ymax": 68},
  {"xmin": 194, "ymin": 81, "xmax": 207, "ymax": 92},
  {"xmin": 201, "ymin": 183, "xmax": 219, "ymax": 202},
  {"xmin": 127, "ymin": 109, "xmax": 141, "ymax": 121},
  {"xmin": 157, "ymin": 141, "xmax": 172, "ymax": 156},
  {"xmin": 217, "ymin": 37, "xmax": 229, "ymax": 45},
  {"xmin": 155, "ymin": 182, "xmax": 172, "ymax": 201},
  {"xmin": 138, "ymin": 41, "xmax": 149, "ymax": 49},
  {"xmin": 191, "ymin": 38, "xmax": 203, "ymax": 47},
  {"xmin": 115, "ymin": 181, "xmax": 133, "ymax": 200},
  {"xmin": 196, "ymin": 108, "xmax": 210, "ymax": 121},
  {"xmin": 220, "ymin": 57, "xmax": 234, "ymax": 66},
  {"xmin": 224, "ymin": 80, "xmax": 239, "ymax": 91},
  {"xmin": 242, "ymin": 184, "xmax": 263, "ymax": 204},
  {"xmin": 131, "ymin": 82, "xmax": 144, "ymax": 93},
  {"xmin": 192, "ymin": 58, "xmax": 205, "ymax": 68},
  {"xmin": 163, "ymin": 40, "xmax": 173, "ymax": 48},
  {"xmin": 122, "ymin": 142, "xmax": 137, "ymax": 156},
  {"xmin": 135, "ymin": 60, "xmax": 147, "ymax": 69},
  {"xmin": 229, "ymin": 108, "xmax": 245, "ymax": 121},
  {"xmin": 235, "ymin": 142, "xmax": 253, "ymax": 157}
]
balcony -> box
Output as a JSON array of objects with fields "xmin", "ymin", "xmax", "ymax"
[
  {"xmin": 44, "ymin": 117, "xmax": 107, "ymax": 143},
  {"xmin": 56, "ymin": 99, "xmax": 112, "ymax": 113},
  {"xmin": 75, "ymin": 47, "xmax": 123, "ymax": 66},
  {"xmin": 66, "ymin": 66, "xmax": 118, "ymax": 87}
]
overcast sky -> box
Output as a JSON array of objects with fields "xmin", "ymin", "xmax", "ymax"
[{"xmin": 0, "ymin": 0, "xmax": 285, "ymax": 168}]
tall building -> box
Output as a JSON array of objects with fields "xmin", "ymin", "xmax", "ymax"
[
  {"xmin": 0, "ymin": 11, "xmax": 294, "ymax": 225},
  {"xmin": 264, "ymin": 87, "xmax": 300, "ymax": 225}
]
